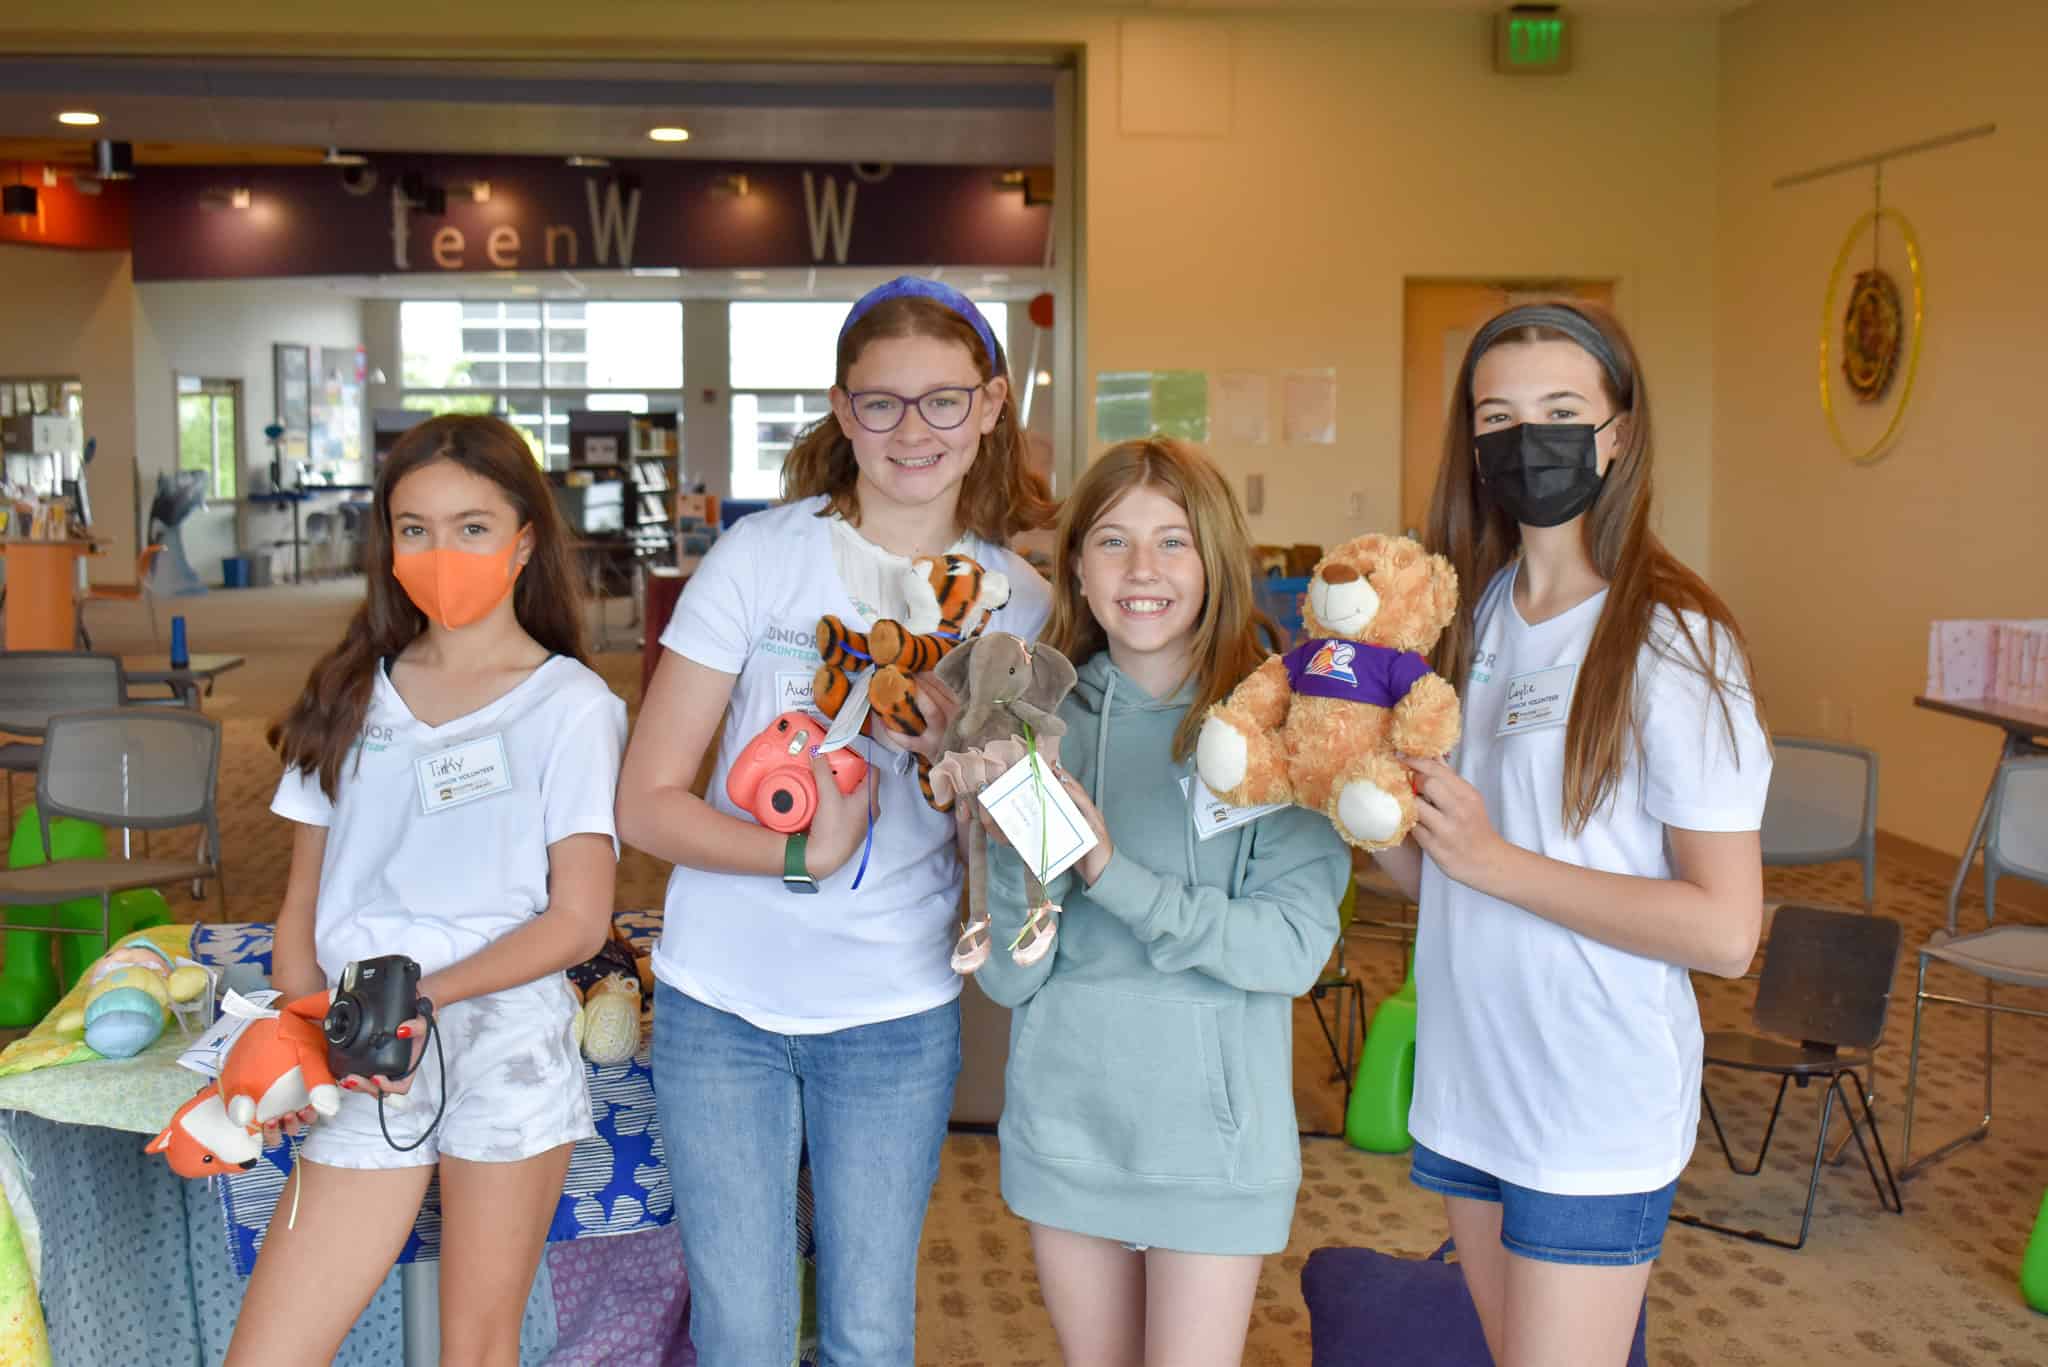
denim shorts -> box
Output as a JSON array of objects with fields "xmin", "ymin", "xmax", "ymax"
[{"xmin": 1409, "ymin": 1143, "xmax": 1676, "ymax": 1267}]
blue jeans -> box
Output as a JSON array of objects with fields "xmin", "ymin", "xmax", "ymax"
[
  {"xmin": 651, "ymin": 982, "xmax": 961, "ymax": 1367},
  {"xmin": 1409, "ymin": 1142, "xmax": 1677, "ymax": 1267}
]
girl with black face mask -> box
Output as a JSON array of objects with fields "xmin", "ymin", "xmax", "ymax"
[{"xmin": 1368, "ymin": 303, "xmax": 1775, "ymax": 1367}]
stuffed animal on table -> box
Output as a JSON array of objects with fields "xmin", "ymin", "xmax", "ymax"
[
  {"xmin": 572, "ymin": 974, "xmax": 643, "ymax": 1066},
  {"xmin": 1197, "ymin": 533, "xmax": 1462, "ymax": 851},
  {"xmin": 814, "ymin": 553, "xmax": 1011, "ymax": 806},
  {"xmin": 53, "ymin": 935, "xmax": 211, "ymax": 1060},
  {"xmin": 927, "ymin": 632, "xmax": 1079, "ymax": 973}
]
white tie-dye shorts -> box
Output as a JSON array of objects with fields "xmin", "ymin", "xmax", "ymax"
[{"xmin": 299, "ymin": 975, "xmax": 596, "ymax": 1169}]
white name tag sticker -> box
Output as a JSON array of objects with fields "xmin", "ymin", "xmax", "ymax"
[
  {"xmin": 775, "ymin": 669, "xmax": 816, "ymax": 716},
  {"xmin": 415, "ymin": 733, "xmax": 514, "ymax": 815},
  {"xmin": 1498, "ymin": 664, "xmax": 1577, "ymax": 737},
  {"xmin": 1181, "ymin": 773, "xmax": 1288, "ymax": 840},
  {"xmin": 980, "ymin": 751, "xmax": 1098, "ymax": 884}
]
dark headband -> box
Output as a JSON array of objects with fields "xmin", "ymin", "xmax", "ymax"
[
  {"xmin": 839, "ymin": 276, "xmax": 1003, "ymax": 373},
  {"xmin": 1468, "ymin": 304, "xmax": 1631, "ymax": 405}
]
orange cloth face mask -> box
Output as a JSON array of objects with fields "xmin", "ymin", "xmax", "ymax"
[{"xmin": 392, "ymin": 537, "xmax": 524, "ymax": 629}]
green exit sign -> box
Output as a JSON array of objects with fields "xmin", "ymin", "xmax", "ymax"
[{"xmin": 1495, "ymin": 6, "xmax": 1573, "ymax": 74}]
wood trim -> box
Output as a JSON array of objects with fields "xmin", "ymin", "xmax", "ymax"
[{"xmin": 1876, "ymin": 829, "xmax": 2048, "ymax": 918}]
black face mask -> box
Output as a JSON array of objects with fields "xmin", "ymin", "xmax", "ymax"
[{"xmin": 1474, "ymin": 416, "xmax": 1617, "ymax": 528}]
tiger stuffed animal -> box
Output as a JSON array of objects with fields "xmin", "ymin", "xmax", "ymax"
[{"xmin": 814, "ymin": 553, "xmax": 1011, "ymax": 804}]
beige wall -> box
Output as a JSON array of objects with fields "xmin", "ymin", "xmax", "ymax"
[
  {"xmin": 0, "ymin": 242, "xmax": 138, "ymax": 583},
  {"xmin": 1091, "ymin": 12, "xmax": 1719, "ymax": 562},
  {"xmin": 1714, "ymin": 0, "xmax": 2046, "ymax": 854}
]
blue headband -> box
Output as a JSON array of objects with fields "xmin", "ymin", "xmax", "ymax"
[{"xmin": 839, "ymin": 276, "xmax": 1003, "ymax": 373}]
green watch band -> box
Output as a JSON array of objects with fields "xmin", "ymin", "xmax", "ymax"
[{"xmin": 783, "ymin": 831, "xmax": 819, "ymax": 893}]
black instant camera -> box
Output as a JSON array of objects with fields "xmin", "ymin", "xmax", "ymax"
[{"xmin": 323, "ymin": 955, "xmax": 428, "ymax": 1081}]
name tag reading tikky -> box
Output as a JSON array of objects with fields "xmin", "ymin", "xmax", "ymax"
[
  {"xmin": 1497, "ymin": 664, "xmax": 1577, "ymax": 737},
  {"xmin": 415, "ymin": 734, "xmax": 513, "ymax": 815}
]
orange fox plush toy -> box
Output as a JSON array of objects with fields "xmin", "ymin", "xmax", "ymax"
[
  {"xmin": 147, "ymin": 1087, "xmax": 264, "ymax": 1177},
  {"xmin": 219, "ymin": 991, "xmax": 343, "ymax": 1130},
  {"xmin": 147, "ymin": 991, "xmax": 344, "ymax": 1177}
]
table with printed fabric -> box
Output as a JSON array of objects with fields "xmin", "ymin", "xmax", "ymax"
[{"xmin": 0, "ymin": 910, "xmax": 819, "ymax": 1366}]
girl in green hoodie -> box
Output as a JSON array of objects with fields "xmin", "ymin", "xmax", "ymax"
[{"xmin": 970, "ymin": 438, "xmax": 1350, "ymax": 1367}]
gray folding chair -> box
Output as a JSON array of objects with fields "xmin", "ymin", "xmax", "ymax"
[
  {"xmin": 0, "ymin": 652, "xmax": 128, "ymax": 832},
  {"xmin": 1671, "ymin": 904, "xmax": 1904, "ymax": 1251},
  {"xmin": 1757, "ymin": 738, "xmax": 1878, "ymax": 964},
  {"xmin": 0, "ymin": 708, "xmax": 226, "ymax": 934},
  {"xmin": 1900, "ymin": 755, "xmax": 2048, "ymax": 1179}
]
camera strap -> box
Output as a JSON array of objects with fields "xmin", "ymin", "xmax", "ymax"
[
  {"xmin": 375, "ymin": 1005, "xmax": 449, "ymax": 1154},
  {"xmin": 849, "ymin": 756, "xmax": 876, "ymax": 890}
]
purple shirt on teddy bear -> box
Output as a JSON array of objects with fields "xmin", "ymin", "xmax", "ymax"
[{"xmin": 1282, "ymin": 639, "xmax": 1432, "ymax": 707}]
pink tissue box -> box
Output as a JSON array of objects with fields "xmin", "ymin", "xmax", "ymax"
[{"xmin": 1928, "ymin": 620, "xmax": 2048, "ymax": 706}]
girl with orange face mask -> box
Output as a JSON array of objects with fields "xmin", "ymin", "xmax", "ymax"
[{"xmin": 231, "ymin": 415, "xmax": 626, "ymax": 1364}]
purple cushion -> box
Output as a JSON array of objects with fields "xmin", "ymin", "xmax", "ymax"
[{"xmin": 1300, "ymin": 1243, "xmax": 1649, "ymax": 1366}]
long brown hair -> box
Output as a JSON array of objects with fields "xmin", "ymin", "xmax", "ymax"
[
  {"xmin": 1041, "ymin": 437, "xmax": 1279, "ymax": 761},
  {"xmin": 1425, "ymin": 301, "xmax": 1764, "ymax": 831},
  {"xmin": 269, "ymin": 415, "xmax": 588, "ymax": 798},
  {"xmin": 780, "ymin": 295, "xmax": 1054, "ymax": 541}
]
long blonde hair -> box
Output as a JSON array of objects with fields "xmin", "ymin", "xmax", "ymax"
[
  {"xmin": 1426, "ymin": 301, "xmax": 1764, "ymax": 831},
  {"xmin": 1041, "ymin": 438, "xmax": 1278, "ymax": 760},
  {"xmin": 779, "ymin": 294, "xmax": 1054, "ymax": 542}
]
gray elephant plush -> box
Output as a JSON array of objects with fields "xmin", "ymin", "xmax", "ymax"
[{"xmin": 929, "ymin": 632, "xmax": 1079, "ymax": 973}]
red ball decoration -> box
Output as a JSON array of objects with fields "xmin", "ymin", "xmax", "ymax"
[{"xmin": 1027, "ymin": 292, "xmax": 1054, "ymax": 330}]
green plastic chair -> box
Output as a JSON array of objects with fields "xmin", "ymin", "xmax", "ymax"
[
  {"xmin": 1346, "ymin": 958, "xmax": 1417, "ymax": 1153},
  {"xmin": 2025, "ymin": 1187, "xmax": 2048, "ymax": 1314}
]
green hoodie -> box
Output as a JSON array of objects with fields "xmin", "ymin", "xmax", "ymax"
[{"xmin": 977, "ymin": 652, "xmax": 1349, "ymax": 1255}]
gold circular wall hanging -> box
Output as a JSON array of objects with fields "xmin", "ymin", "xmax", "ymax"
[{"xmin": 1819, "ymin": 207, "xmax": 1924, "ymax": 465}]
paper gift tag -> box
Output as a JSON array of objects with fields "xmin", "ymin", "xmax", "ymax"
[
  {"xmin": 817, "ymin": 671, "xmax": 872, "ymax": 754},
  {"xmin": 1181, "ymin": 773, "xmax": 1288, "ymax": 841},
  {"xmin": 177, "ymin": 988, "xmax": 280, "ymax": 1079},
  {"xmin": 979, "ymin": 751, "xmax": 1098, "ymax": 884}
]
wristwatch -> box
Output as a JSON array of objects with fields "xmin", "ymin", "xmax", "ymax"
[{"xmin": 783, "ymin": 831, "xmax": 819, "ymax": 894}]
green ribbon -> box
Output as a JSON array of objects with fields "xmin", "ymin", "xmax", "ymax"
[{"xmin": 1006, "ymin": 718, "xmax": 1054, "ymax": 954}]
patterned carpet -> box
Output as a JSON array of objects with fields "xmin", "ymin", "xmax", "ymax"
[{"xmin": 59, "ymin": 581, "xmax": 2048, "ymax": 1365}]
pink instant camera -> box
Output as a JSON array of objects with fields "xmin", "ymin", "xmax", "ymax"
[{"xmin": 725, "ymin": 712, "xmax": 869, "ymax": 834}]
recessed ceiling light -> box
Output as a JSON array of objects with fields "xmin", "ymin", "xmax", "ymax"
[
  {"xmin": 566, "ymin": 154, "xmax": 611, "ymax": 168},
  {"xmin": 1036, "ymin": 370, "xmax": 1053, "ymax": 387},
  {"xmin": 230, "ymin": 187, "xmax": 252, "ymax": 210},
  {"xmin": 57, "ymin": 111, "xmax": 100, "ymax": 127},
  {"xmin": 647, "ymin": 127, "xmax": 690, "ymax": 143}
]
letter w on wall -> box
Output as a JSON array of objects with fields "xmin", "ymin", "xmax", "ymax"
[
  {"xmin": 585, "ymin": 181, "xmax": 642, "ymax": 267},
  {"xmin": 802, "ymin": 171, "xmax": 858, "ymax": 265}
]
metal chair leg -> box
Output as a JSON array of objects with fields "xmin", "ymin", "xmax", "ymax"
[
  {"xmin": 1901, "ymin": 958, "xmax": 1996, "ymax": 1181},
  {"xmin": 1701, "ymin": 1075, "xmax": 1792, "ymax": 1176},
  {"xmin": 1674, "ymin": 1073, "xmax": 1845, "ymax": 1251},
  {"xmin": 1835, "ymin": 1067, "xmax": 1903, "ymax": 1215}
]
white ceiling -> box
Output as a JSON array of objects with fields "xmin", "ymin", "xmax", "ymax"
[{"xmin": 0, "ymin": 58, "xmax": 1059, "ymax": 166}]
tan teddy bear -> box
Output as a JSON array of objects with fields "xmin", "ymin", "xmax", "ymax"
[{"xmin": 1195, "ymin": 533, "xmax": 1462, "ymax": 851}]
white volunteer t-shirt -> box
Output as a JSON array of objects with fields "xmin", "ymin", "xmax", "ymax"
[
  {"xmin": 271, "ymin": 655, "xmax": 627, "ymax": 986},
  {"xmin": 1411, "ymin": 563, "xmax": 1771, "ymax": 1195},
  {"xmin": 652, "ymin": 495, "xmax": 1050, "ymax": 1034}
]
